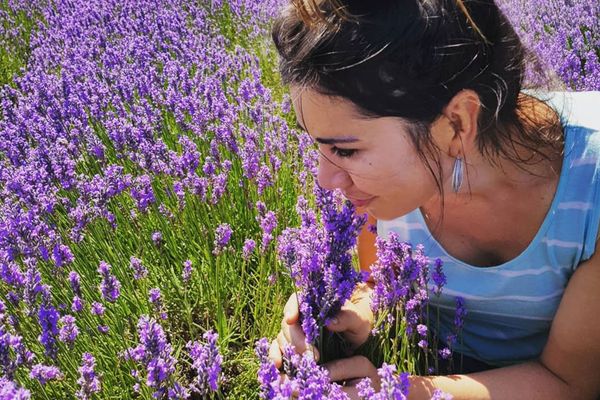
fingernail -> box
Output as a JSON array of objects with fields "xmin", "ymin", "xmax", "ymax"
[{"xmin": 330, "ymin": 317, "xmax": 338, "ymax": 325}]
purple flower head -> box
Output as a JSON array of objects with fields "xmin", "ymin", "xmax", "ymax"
[
  {"xmin": 52, "ymin": 244, "xmax": 74, "ymax": 268},
  {"xmin": 129, "ymin": 257, "xmax": 148, "ymax": 280},
  {"xmin": 182, "ymin": 260, "xmax": 192, "ymax": 283},
  {"xmin": 131, "ymin": 175, "xmax": 156, "ymax": 213},
  {"xmin": 152, "ymin": 231, "xmax": 162, "ymax": 246},
  {"xmin": 242, "ymin": 239, "xmax": 256, "ymax": 260},
  {"xmin": 213, "ymin": 223, "xmax": 232, "ymax": 255},
  {"xmin": 97, "ymin": 261, "xmax": 120, "ymax": 303},
  {"xmin": 255, "ymin": 338, "xmax": 348, "ymax": 399},
  {"xmin": 357, "ymin": 363, "xmax": 410, "ymax": 400},
  {"xmin": 255, "ymin": 338, "xmax": 279, "ymax": 399},
  {"xmin": 58, "ymin": 315, "xmax": 79, "ymax": 345},
  {"xmin": 454, "ymin": 297, "xmax": 467, "ymax": 332},
  {"xmin": 0, "ymin": 326, "xmax": 35, "ymax": 380},
  {"xmin": 97, "ymin": 325, "xmax": 110, "ymax": 334},
  {"xmin": 69, "ymin": 271, "xmax": 81, "ymax": 297},
  {"xmin": 122, "ymin": 316, "xmax": 177, "ymax": 398},
  {"xmin": 370, "ymin": 232, "xmax": 433, "ymax": 336},
  {"xmin": 258, "ymin": 210, "xmax": 277, "ymax": 251},
  {"xmin": 71, "ymin": 295, "xmax": 83, "ymax": 313},
  {"xmin": 30, "ymin": 364, "xmax": 63, "ymax": 385},
  {"xmin": 431, "ymin": 258, "xmax": 446, "ymax": 296},
  {"xmin": 0, "ymin": 377, "xmax": 31, "ymax": 399},
  {"xmin": 187, "ymin": 330, "xmax": 222, "ymax": 395},
  {"xmin": 37, "ymin": 304, "xmax": 59, "ymax": 359},
  {"xmin": 76, "ymin": 353, "xmax": 101, "ymax": 400},
  {"xmin": 91, "ymin": 302, "xmax": 105, "ymax": 316}
]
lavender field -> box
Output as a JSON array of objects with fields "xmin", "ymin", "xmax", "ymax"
[{"xmin": 0, "ymin": 0, "xmax": 598, "ymax": 399}]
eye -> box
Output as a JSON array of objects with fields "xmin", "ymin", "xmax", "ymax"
[{"xmin": 330, "ymin": 146, "xmax": 357, "ymax": 158}]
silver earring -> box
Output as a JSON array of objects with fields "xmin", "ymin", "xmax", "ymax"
[{"xmin": 452, "ymin": 156, "xmax": 463, "ymax": 193}]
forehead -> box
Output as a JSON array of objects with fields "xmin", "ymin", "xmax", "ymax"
[{"xmin": 290, "ymin": 87, "xmax": 365, "ymax": 133}]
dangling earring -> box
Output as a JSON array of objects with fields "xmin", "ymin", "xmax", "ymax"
[{"xmin": 452, "ymin": 156, "xmax": 463, "ymax": 193}]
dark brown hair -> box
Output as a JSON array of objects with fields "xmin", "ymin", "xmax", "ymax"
[{"xmin": 272, "ymin": 0, "xmax": 563, "ymax": 193}]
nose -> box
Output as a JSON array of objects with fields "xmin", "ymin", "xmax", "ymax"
[{"xmin": 316, "ymin": 153, "xmax": 353, "ymax": 190}]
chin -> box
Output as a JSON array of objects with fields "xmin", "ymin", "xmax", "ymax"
[{"xmin": 367, "ymin": 204, "xmax": 413, "ymax": 221}]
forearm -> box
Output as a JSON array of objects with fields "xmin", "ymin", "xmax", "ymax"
[{"xmin": 408, "ymin": 360, "xmax": 578, "ymax": 400}]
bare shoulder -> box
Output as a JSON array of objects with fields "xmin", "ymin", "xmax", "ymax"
[{"xmin": 540, "ymin": 249, "xmax": 600, "ymax": 398}]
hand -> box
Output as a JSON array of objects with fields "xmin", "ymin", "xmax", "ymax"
[
  {"xmin": 269, "ymin": 283, "xmax": 374, "ymax": 368},
  {"xmin": 325, "ymin": 355, "xmax": 380, "ymax": 398},
  {"xmin": 269, "ymin": 292, "xmax": 315, "ymax": 369}
]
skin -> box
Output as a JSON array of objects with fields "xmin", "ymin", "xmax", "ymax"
[{"xmin": 269, "ymin": 87, "xmax": 600, "ymax": 399}]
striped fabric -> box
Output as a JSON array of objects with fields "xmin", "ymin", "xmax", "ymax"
[{"xmin": 377, "ymin": 91, "xmax": 600, "ymax": 366}]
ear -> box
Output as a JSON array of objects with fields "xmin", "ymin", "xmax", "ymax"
[{"xmin": 442, "ymin": 89, "xmax": 481, "ymax": 158}]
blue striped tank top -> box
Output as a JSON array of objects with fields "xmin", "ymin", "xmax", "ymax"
[{"xmin": 377, "ymin": 91, "xmax": 600, "ymax": 366}]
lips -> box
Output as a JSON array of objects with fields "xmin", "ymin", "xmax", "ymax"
[{"xmin": 345, "ymin": 195, "xmax": 375, "ymax": 208}]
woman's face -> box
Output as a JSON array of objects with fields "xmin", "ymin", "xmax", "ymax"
[{"xmin": 291, "ymin": 87, "xmax": 455, "ymax": 221}]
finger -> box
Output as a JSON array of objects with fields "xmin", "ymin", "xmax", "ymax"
[
  {"xmin": 269, "ymin": 338, "xmax": 283, "ymax": 369},
  {"xmin": 326, "ymin": 309, "xmax": 372, "ymax": 347},
  {"xmin": 325, "ymin": 355, "xmax": 378, "ymax": 383},
  {"xmin": 283, "ymin": 293, "xmax": 299, "ymax": 324}
]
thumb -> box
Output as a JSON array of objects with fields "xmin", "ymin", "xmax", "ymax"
[{"xmin": 283, "ymin": 293, "xmax": 300, "ymax": 324}]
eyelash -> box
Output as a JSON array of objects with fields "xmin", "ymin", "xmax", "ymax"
[{"xmin": 330, "ymin": 147, "xmax": 357, "ymax": 158}]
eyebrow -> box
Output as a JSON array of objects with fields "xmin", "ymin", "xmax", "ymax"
[{"xmin": 295, "ymin": 121, "xmax": 359, "ymax": 145}]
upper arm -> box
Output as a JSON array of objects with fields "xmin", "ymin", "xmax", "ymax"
[
  {"xmin": 357, "ymin": 211, "xmax": 377, "ymax": 274},
  {"xmin": 539, "ymin": 250, "xmax": 600, "ymax": 399}
]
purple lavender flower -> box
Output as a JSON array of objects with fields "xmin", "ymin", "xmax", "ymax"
[
  {"xmin": 97, "ymin": 261, "xmax": 121, "ymax": 303},
  {"xmin": 131, "ymin": 175, "xmax": 156, "ymax": 213},
  {"xmin": 0, "ymin": 326, "xmax": 35, "ymax": 379},
  {"xmin": 58, "ymin": 315, "xmax": 79, "ymax": 346},
  {"xmin": 52, "ymin": 244, "xmax": 74, "ymax": 268},
  {"xmin": 182, "ymin": 260, "xmax": 192, "ymax": 283},
  {"xmin": 69, "ymin": 271, "xmax": 82, "ymax": 297},
  {"xmin": 255, "ymin": 338, "xmax": 348, "ymax": 399},
  {"xmin": 357, "ymin": 363, "xmax": 410, "ymax": 400},
  {"xmin": 91, "ymin": 302, "xmax": 105, "ymax": 316},
  {"xmin": 0, "ymin": 377, "xmax": 31, "ymax": 399},
  {"xmin": 76, "ymin": 353, "xmax": 101, "ymax": 400},
  {"xmin": 258, "ymin": 209, "xmax": 277, "ymax": 251},
  {"xmin": 255, "ymin": 338, "xmax": 279, "ymax": 399},
  {"xmin": 152, "ymin": 231, "xmax": 163, "ymax": 246},
  {"xmin": 213, "ymin": 223, "xmax": 232, "ymax": 255},
  {"xmin": 370, "ymin": 233, "xmax": 432, "ymax": 336},
  {"xmin": 430, "ymin": 259, "xmax": 446, "ymax": 296},
  {"xmin": 38, "ymin": 304, "xmax": 59, "ymax": 359},
  {"xmin": 242, "ymin": 239, "xmax": 256, "ymax": 260},
  {"xmin": 30, "ymin": 364, "xmax": 63, "ymax": 385},
  {"xmin": 97, "ymin": 325, "xmax": 110, "ymax": 334},
  {"xmin": 122, "ymin": 316, "xmax": 177, "ymax": 398},
  {"xmin": 130, "ymin": 257, "xmax": 148, "ymax": 280},
  {"xmin": 187, "ymin": 330, "xmax": 222, "ymax": 395},
  {"xmin": 454, "ymin": 297, "xmax": 467, "ymax": 332}
]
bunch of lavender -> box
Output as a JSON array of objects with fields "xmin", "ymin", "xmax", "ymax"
[
  {"xmin": 369, "ymin": 232, "xmax": 446, "ymax": 374},
  {"xmin": 277, "ymin": 189, "xmax": 366, "ymax": 355},
  {"xmin": 255, "ymin": 338, "xmax": 349, "ymax": 400},
  {"xmin": 121, "ymin": 316, "xmax": 179, "ymax": 399},
  {"xmin": 186, "ymin": 330, "xmax": 222, "ymax": 396}
]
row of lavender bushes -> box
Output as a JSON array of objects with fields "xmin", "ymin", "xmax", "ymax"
[{"xmin": 0, "ymin": 0, "xmax": 598, "ymax": 399}]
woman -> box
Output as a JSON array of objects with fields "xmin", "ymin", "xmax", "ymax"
[{"xmin": 268, "ymin": 0, "xmax": 600, "ymax": 398}]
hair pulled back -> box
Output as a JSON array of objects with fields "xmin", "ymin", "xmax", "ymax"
[{"xmin": 272, "ymin": 0, "xmax": 563, "ymax": 184}]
